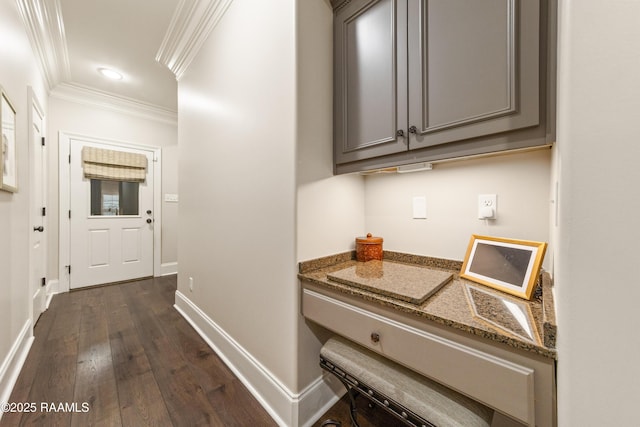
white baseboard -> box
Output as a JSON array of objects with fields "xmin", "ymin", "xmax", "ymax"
[
  {"xmin": 298, "ymin": 373, "xmax": 345, "ymax": 427},
  {"xmin": 0, "ymin": 320, "xmax": 34, "ymax": 418},
  {"xmin": 159, "ymin": 262, "xmax": 178, "ymax": 276},
  {"xmin": 174, "ymin": 291, "xmax": 342, "ymax": 426},
  {"xmin": 45, "ymin": 279, "xmax": 60, "ymax": 309}
]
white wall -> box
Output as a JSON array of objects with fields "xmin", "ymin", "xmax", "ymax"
[
  {"xmin": 296, "ymin": 0, "xmax": 365, "ymax": 264},
  {"xmin": 177, "ymin": 1, "xmax": 365, "ymax": 422},
  {"xmin": 295, "ymin": 0, "xmax": 365, "ymax": 394},
  {"xmin": 47, "ymin": 96, "xmax": 178, "ymax": 279},
  {"xmin": 178, "ymin": 0, "xmax": 298, "ymax": 398},
  {"xmin": 0, "ymin": 0, "xmax": 48, "ymax": 400},
  {"xmin": 161, "ymin": 144, "xmax": 178, "ymax": 264},
  {"xmin": 364, "ymin": 149, "xmax": 552, "ymax": 268},
  {"xmin": 555, "ymin": 0, "xmax": 640, "ymax": 424}
]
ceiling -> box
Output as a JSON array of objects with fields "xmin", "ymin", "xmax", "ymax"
[
  {"xmin": 59, "ymin": 0, "xmax": 180, "ymax": 112},
  {"xmin": 16, "ymin": 0, "xmax": 233, "ymax": 121}
]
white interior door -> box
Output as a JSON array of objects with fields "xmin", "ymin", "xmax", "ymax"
[
  {"xmin": 69, "ymin": 140, "xmax": 154, "ymax": 289},
  {"xmin": 29, "ymin": 91, "xmax": 46, "ymax": 321}
]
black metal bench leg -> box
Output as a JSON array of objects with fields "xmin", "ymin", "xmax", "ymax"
[{"xmin": 337, "ymin": 377, "xmax": 361, "ymax": 427}]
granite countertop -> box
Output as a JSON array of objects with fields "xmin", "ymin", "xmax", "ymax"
[{"xmin": 299, "ymin": 251, "xmax": 557, "ymax": 360}]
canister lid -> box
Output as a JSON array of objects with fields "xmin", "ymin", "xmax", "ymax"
[{"xmin": 356, "ymin": 233, "xmax": 383, "ymax": 244}]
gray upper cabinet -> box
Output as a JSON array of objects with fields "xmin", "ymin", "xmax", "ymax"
[
  {"xmin": 334, "ymin": 0, "xmax": 408, "ymax": 164},
  {"xmin": 408, "ymin": 0, "xmax": 539, "ymax": 149},
  {"xmin": 333, "ymin": 0, "xmax": 554, "ymax": 174}
]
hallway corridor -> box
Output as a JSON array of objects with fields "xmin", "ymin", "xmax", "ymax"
[{"xmin": 0, "ymin": 276, "xmax": 276, "ymax": 426}]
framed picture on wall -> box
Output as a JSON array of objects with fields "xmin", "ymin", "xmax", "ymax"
[
  {"xmin": 1, "ymin": 86, "xmax": 17, "ymax": 193},
  {"xmin": 460, "ymin": 235, "xmax": 547, "ymax": 300}
]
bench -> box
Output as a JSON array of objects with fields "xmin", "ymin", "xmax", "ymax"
[{"xmin": 320, "ymin": 335, "xmax": 493, "ymax": 427}]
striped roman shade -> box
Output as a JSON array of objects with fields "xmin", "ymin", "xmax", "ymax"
[{"xmin": 82, "ymin": 146, "xmax": 147, "ymax": 182}]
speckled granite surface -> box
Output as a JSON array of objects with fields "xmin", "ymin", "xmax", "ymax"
[
  {"xmin": 327, "ymin": 260, "xmax": 453, "ymax": 304},
  {"xmin": 299, "ymin": 251, "xmax": 557, "ymax": 360}
]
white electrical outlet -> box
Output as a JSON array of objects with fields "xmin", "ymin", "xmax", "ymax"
[
  {"xmin": 189, "ymin": 277, "xmax": 194, "ymax": 292},
  {"xmin": 478, "ymin": 194, "xmax": 497, "ymax": 219}
]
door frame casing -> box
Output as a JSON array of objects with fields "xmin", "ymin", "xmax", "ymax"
[
  {"xmin": 28, "ymin": 86, "xmax": 47, "ymax": 322},
  {"xmin": 58, "ymin": 132, "xmax": 162, "ymax": 292}
]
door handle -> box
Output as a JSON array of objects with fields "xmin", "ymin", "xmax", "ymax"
[
  {"xmin": 408, "ymin": 125, "xmax": 417, "ymax": 134},
  {"xmin": 33, "ymin": 226, "xmax": 44, "ymax": 232},
  {"xmin": 146, "ymin": 219, "xmax": 153, "ymax": 224}
]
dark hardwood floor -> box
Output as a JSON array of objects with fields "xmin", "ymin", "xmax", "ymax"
[
  {"xmin": 1, "ymin": 276, "xmax": 276, "ymax": 427},
  {"xmin": 1, "ymin": 275, "xmax": 404, "ymax": 427}
]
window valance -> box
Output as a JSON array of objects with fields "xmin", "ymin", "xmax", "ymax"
[{"xmin": 82, "ymin": 146, "xmax": 147, "ymax": 182}]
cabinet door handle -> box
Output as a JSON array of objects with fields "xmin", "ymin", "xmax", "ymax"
[
  {"xmin": 370, "ymin": 332, "xmax": 380, "ymax": 343},
  {"xmin": 396, "ymin": 129, "xmax": 404, "ymax": 137},
  {"xmin": 408, "ymin": 125, "xmax": 417, "ymax": 134}
]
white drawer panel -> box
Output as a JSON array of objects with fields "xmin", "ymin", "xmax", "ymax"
[{"xmin": 303, "ymin": 288, "xmax": 535, "ymax": 425}]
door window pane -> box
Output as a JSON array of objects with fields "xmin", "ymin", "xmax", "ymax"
[{"xmin": 90, "ymin": 179, "xmax": 139, "ymax": 215}]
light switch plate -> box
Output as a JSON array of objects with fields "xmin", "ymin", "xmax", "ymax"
[{"xmin": 413, "ymin": 196, "xmax": 427, "ymax": 219}]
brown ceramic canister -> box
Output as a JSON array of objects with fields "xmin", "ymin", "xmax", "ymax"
[{"xmin": 356, "ymin": 233, "xmax": 383, "ymax": 262}]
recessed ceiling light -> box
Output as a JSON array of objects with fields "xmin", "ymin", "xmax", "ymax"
[{"xmin": 98, "ymin": 67, "xmax": 123, "ymax": 80}]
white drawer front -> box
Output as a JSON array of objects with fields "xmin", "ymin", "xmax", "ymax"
[{"xmin": 303, "ymin": 288, "xmax": 535, "ymax": 425}]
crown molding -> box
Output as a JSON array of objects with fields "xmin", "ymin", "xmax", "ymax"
[
  {"xmin": 51, "ymin": 83, "xmax": 178, "ymax": 125},
  {"xmin": 331, "ymin": 0, "xmax": 352, "ymax": 12},
  {"xmin": 156, "ymin": 0, "xmax": 234, "ymax": 80},
  {"xmin": 16, "ymin": 0, "xmax": 71, "ymax": 90}
]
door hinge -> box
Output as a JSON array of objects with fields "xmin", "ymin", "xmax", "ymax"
[
  {"xmin": 41, "ymin": 277, "xmax": 46, "ymax": 287},
  {"xmin": 66, "ymin": 265, "xmax": 71, "ymax": 275},
  {"xmin": 41, "ymin": 137, "xmax": 45, "ymax": 147},
  {"xmin": 68, "ymin": 210, "xmax": 71, "ymax": 219},
  {"xmin": 68, "ymin": 154, "xmax": 71, "ymax": 164},
  {"xmin": 42, "ymin": 207, "xmax": 46, "ymax": 216}
]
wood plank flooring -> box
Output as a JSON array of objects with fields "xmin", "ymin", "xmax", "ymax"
[
  {"xmin": 1, "ymin": 275, "xmax": 405, "ymax": 427},
  {"xmin": 1, "ymin": 276, "xmax": 275, "ymax": 427}
]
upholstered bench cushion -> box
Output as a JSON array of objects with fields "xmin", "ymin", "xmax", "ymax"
[{"xmin": 321, "ymin": 336, "xmax": 493, "ymax": 427}]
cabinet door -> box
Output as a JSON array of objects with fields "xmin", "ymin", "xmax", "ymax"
[
  {"xmin": 408, "ymin": 0, "xmax": 540, "ymax": 149},
  {"xmin": 334, "ymin": 0, "xmax": 408, "ymax": 165}
]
